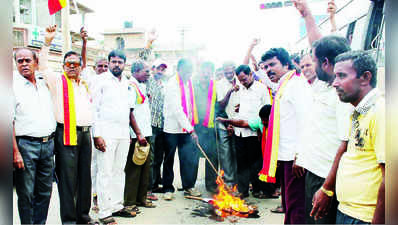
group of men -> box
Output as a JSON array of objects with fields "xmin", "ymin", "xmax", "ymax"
[{"xmin": 12, "ymin": 0, "xmax": 384, "ymax": 224}]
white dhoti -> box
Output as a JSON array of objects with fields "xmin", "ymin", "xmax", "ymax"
[{"xmin": 96, "ymin": 138, "xmax": 130, "ymax": 219}]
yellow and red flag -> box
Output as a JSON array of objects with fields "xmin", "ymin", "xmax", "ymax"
[{"xmin": 48, "ymin": 0, "xmax": 67, "ymax": 15}]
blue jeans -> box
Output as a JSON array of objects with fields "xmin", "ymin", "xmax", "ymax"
[
  {"xmin": 336, "ymin": 209, "xmax": 370, "ymax": 224},
  {"xmin": 15, "ymin": 137, "xmax": 54, "ymax": 224},
  {"xmin": 162, "ymin": 133, "xmax": 199, "ymax": 192},
  {"xmin": 216, "ymin": 127, "xmax": 237, "ymax": 186}
]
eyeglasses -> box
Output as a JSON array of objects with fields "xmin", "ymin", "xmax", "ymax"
[
  {"xmin": 16, "ymin": 58, "xmax": 33, "ymax": 64},
  {"xmin": 97, "ymin": 65, "xmax": 108, "ymax": 68},
  {"xmin": 64, "ymin": 61, "xmax": 81, "ymax": 67}
]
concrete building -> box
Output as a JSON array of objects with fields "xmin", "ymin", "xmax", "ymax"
[{"xmin": 12, "ymin": 0, "xmax": 104, "ymax": 72}]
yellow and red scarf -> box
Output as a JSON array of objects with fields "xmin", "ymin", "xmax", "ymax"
[
  {"xmin": 61, "ymin": 72, "xmax": 77, "ymax": 146},
  {"xmin": 202, "ymin": 79, "xmax": 217, "ymax": 128},
  {"xmin": 176, "ymin": 74, "xmax": 198, "ymax": 132},
  {"xmin": 267, "ymin": 87, "xmax": 273, "ymax": 105},
  {"xmin": 130, "ymin": 82, "xmax": 146, "ymax": 104},
  {"xmin": 259, "ymin": 70, "xmax": 299, "ymax": 183}
]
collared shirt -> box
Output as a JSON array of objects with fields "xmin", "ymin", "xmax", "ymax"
[
  {"xmin": 147, "ymin": 75, "xmax": 166, "ymax": 128},
  {"xmin": 13, "ymin": 71, "xmax": 56, "ymax": 137},
  {"xmin": 296, "ymin": 79, "xmax": 354, "ymax": 178},
  {"xmin": 92, "ymin": 72, "xmax": 135, "ymax": 139},
  {"xmin": 129, "ymin": 77, "xmax": 152, "ymax": 138},
  {"xmin": 276, "ymin": 71, "xmax": 312, "ymax": 161},
  {"xmin": 215, "ymin": 77, "xmax": 240, "ymax": 130},
  {"xmin": 39, "ymin": 46, "xmax": 93, "ymax": 126},
  {"xmin": 232, "ymin": 80, "xmax": 271, "ymax": 137},
  {"xmin": 336, "ymin": 89, "xmax": 385, "ymax": 222},
  {"xmin": 163, "ymin": 76, "xmax": 195, "ymax": 134}
]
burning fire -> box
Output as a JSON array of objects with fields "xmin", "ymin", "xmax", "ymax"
[{"xmin": 211, "ymin": 170, "xmax": 250, "ymax": 218}]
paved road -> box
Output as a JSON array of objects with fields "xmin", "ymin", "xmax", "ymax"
[{"xmin": 13, "ymin": 156, "xmax": 284, "ymax": 224}]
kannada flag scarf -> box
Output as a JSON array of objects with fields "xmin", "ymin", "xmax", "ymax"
[
  {"xmin": 202, "ymin": 79, "xmax": 217, "ymax": 128},
  {"xmin": 61, "ymin": 72, "xmax": 77, "ymax": 146},
  {"xmin": 176, "ymin": 73, "xmax": 198, "ymax": 131},
  {"xmin": 259, "ymin": 70, "xmax": 299, "ymax": 183},
  {"xmin": 130, "ymin": 82, "xmax": 146, "ymax": 104},
  {"xmin": 267, "ymin": 87, "xmax": 273, "ymax": 105}
]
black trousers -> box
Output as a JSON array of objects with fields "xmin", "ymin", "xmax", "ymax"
[
  {"xmin": 54, "ymin": 124, "xmax": 92, "ymax": 224},
  {"xmin": 150, "ymin": 126, "xmax": 166, "ymax": 190},
  {"xmin": 124, "ymin": 138, "xmax": 152, "ymax": 206},
  {"xmin": 234, "ymin": 135, "xmax": 276, "ymax": 195},
  {"xmin": 162, "ymin": 133, "xmax": 199, "ymax": 192},
  {"xmin": 195, "ymin": 125, "xmax": 218, "ymax": 193},
  {"xmin": 305, "ymin": 171, "xmax": 338, "ymax": 224}
]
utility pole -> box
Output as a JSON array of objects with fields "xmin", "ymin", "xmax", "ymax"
[
  {"xmin": 177, "ymin": 25, "xmax": 190, "ymax": 53},
  {"xmin": 61, "ymin": 1, "xmax": 71, "ymax": 54}
]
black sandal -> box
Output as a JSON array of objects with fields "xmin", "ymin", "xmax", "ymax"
[
  {"xmin": 112, "ymin": 208, "xmax": 136, "ymax": 218},
  {"xmin": 99, "ymin": 216, "xmax": 117, "ymax": 225}
]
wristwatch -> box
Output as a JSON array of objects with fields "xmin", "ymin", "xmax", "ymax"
[{"xmin": 320, "ymin": 187, "xmax": 334, "ymax": 197}]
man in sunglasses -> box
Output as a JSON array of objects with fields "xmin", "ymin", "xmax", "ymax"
[
  {"xmin": 38, "ymin": 25, "xmax": 94, "ymax": 224},
  {"xmin": 13, "ymin": 46, "xmax": 56, "ymax": 224}
]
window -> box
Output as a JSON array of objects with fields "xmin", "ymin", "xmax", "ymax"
[
  {"xmin": 116, "ymin": 37, "xmax": 125, "ymax": 50},
  {"xmin": 364, "ymin": 0, "xmax": 384, "ymax": 50},
  {"xmin": 20, "ymin": 0, "xmax": 32, "ymax": 24},
  {"xmin": 13, "ymin": 29, "xmax": 25, "ymax": 47}
]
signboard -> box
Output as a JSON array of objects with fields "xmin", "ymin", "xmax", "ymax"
[
  {"xmin": 28, "ymin": 26, "xmax": 63, "ymax": 51},
  {"xmin": 260, "ymin": 1, "xmax": 294, "ymax": 9}
]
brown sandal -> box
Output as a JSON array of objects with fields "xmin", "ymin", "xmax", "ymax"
[{"xmin": 138, "ymin": 201, "xmax": 156, "ymax": 208}]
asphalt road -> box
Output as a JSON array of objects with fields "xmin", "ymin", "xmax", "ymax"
[{"xmin": 13, "ymin": 156, "xmax": 284, "ymax": 224}]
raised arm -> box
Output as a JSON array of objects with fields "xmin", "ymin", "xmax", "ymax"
[
  {"xmin": 80, "ymin": 27, "xmax": 88, "ymax": 70},
  {"xmin": 293, "ymin": 0, "xmax": 323, "ymax": 45},
  {"xmin": 328, "ymin": 0, "xmax": 337, "ymax": 33},
  {"xmin": 38, "ymin": 25, "xmax": 57, "ymax": 73},
  {"xmin": 243, "ymin": 39, "xmax": 259, "ymax": 65}
]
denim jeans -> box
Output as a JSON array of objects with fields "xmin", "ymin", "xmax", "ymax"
[
  {"xmin": 216, "ymin": 127, "xmax": 237, "ymax": 187},
  {"xmin": 162, "ymin": 133, "xmax": 199, "ymax": 192},
  {"xmin": 195, "ymin": 125, "xmax": 218, "ymax": 193},
  {"xmin": 336, "ymin": 209, "xmax": 370, "ymax": 224},
  {"xmin": 15, "ymin": 137, "xmax": 54, "ymax": 224}
]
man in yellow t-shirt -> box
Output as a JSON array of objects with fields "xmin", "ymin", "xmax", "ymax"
[{"xmin": 332, "ymin": 50, "xmax": 385, "ymax": 224}]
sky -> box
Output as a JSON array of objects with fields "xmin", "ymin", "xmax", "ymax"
[{"xmin": 74, "ymin": 0, "xmax": 335, "ymax": 67}]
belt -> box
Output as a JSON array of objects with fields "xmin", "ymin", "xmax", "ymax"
[
  {"xmin": 17, "ymin": 133, "xmax": 55, "ymax": 143},
  {"xmin": 57, "ymin": 123, "xmax": 91, "ymax": 132}
]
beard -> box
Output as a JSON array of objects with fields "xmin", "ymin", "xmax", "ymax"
[
  {"xmin": 316, "ymin": 65, "xmax": 330, "ymax": 82},
  {"xmin": 110, "ymin": 67, "xmax": 123, "ymax": 76}
]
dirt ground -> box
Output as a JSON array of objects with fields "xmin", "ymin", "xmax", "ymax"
[{"xmin": 13, "ymin": 157, "xmax": 284, "ymax": 224}]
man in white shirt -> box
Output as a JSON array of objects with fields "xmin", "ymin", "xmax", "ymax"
[
  {"xmin": 92, "ymin": 50, "xmax": 137, "ymax": 224},
  {"xmin": 261, "ymin": 47, "xmax": 312, "ymax": 224},
  {"xmin": 162, "ymin": 58, "xmax": 201, "ymax": 200},
  {"xmin": 292, "ymin": 1, "xmax": 354, "ymax": 223},
  {"xmin": 298, "ymin": 36, "xmax": 352, "ymax": 224},
  {"xmin": 232, "ymin": 64, "xmax": 271, "ymax": 198},
  {"xmin": 124, "ymin": 60, "xmax": 156, "ymax": 208},
  {"xmin": 215, "ymin": 61, "xmax": 239, "ymax": 187},
  {"xmin": 13, "ymin": 48, "xmax": 56, "ymax": 225}
]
